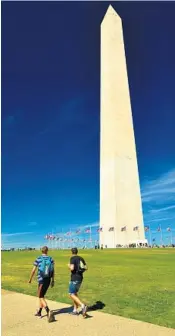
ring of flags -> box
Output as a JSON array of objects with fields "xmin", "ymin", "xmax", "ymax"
[{"xmin": 45, "ymin": 225, "xmax": 173, "ymax": 243}]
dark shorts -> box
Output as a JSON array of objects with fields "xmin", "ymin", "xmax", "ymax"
[
  {"xmin": 38, "ymin": 278, "xmax": 51, "ymax": 298},
  {"xmin": 69, "ymin": 280, "xmax": 82, "ymax": 295}
]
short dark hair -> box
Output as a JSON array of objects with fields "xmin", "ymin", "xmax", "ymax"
[
  {"xmin": 71, "ymin": 247, "xmax": 78, "ymax": 255},
  {"xmin": 41, "ymin": 246, "xmax": 48, "ymax": 254}
]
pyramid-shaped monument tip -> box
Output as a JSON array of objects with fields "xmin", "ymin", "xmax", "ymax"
[
  {"xmin": 103, "ymin": 5, "xmax": 121, "ymax": 21},
  {"xmin": 105, "ymin": 5, "xmax": 121, "ymax": 20}
]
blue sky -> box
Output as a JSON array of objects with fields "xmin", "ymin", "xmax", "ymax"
[{"xmin": 2, "ymin": 2, "xmax": 175, "ymax": 248}]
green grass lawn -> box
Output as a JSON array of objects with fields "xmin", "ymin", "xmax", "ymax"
[{"xmin": 1, "ymin": 248, "xmax": 175, "ymax": 328}]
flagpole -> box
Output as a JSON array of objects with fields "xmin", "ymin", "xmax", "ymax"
[
  {"xmin": 49, "ymin": 233, "xmax": 51, "ymax": 249},
  {"xmin": 160, "ymin": 225, "xmax": 163, "ymax": 246},
  {"xmin": 54, "ymin": 235, "xmax": 56, "ymax": 249},
  {"xmin": 53, "ymin": 231, "xmax": 55, "ymax": 249},
  {"xmin": 63, "ymin": 229, "xmax": 65, "ymax": 250},
  {"xmin": 55, "ymin": 234, "xmax": 58, "ymax": 250},
  {"xmin": 89, "ymin": 226, "xmax": 91, "ymax": 249},
  {"xmin": 70, "ymin": 228, "xmax": 72, "ymax": 248},
  {"xmin": 149, "ymin": 225, "xmax": 152, "ymax": 247},
  {"xmin": 90, "ymin": 225, "xmax": 92, "ymax": 249},
  {"xmin": 171, "ymin": 229, "xmax": 173, "ymax": 245}
]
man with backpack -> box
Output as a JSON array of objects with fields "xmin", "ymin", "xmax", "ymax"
[
  {"xmin": 68, "ymin": 247, "xmax": 88, "ymax": 317},
  {"xmin": 28, "ymin": 246, "xmax": 54, "ymax": 321}
]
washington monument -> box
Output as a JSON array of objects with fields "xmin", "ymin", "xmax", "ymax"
[{"xmin": 100, "ymin": 6, "xmax": 146, "ymax": 247}]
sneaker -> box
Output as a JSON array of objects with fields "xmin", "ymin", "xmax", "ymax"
[
  {"xmin": 82, "ymin": 305, "xmax": 88, "ymax": 317},
  {"xmin": 35, "ymin": 311, "xmax": 42, "ymax": 318},
  {"xmin": 70, "ymin": 311, "xmax": 79, "ymax": 316}
]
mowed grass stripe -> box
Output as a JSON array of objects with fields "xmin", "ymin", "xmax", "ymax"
[{"xmin": 1, "ymin": 249, "xmax": 175, "ymax": 328}]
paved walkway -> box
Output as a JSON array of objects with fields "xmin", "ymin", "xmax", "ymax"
[{"xmin": 2, "ymin": 290, "xmax": 175, "ymax": 336}]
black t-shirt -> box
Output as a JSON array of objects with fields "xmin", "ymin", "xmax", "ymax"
[{"xmin": 70, "ymin": 255, "xmax": 86, "ymax": 282}]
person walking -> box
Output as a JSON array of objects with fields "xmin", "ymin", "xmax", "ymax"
[
  {"xmin": 68, "ymin": 247, "xmax": 88, "ymax": 317},
  {"xmin": 28, "ymin": 246, "xmax": 54, "ymax": 321}
]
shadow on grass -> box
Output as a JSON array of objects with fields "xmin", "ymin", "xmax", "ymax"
[{"xmin": 87, "ymin": 301, "xmax": 106, "ymax": 312}]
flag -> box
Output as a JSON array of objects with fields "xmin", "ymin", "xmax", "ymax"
[
  {"xmin": 121, "ymin": 226, "xmax": 126, "ymax": 232},
  {"xmin": 97, "ymin": 227, "xmax": 103, "ymax": 232},
  {"xmin": 167, "ymin": 227, "xmax": 171, "ymax": 232},
  {"xmin": 66, "ymin": 231, "xmax": 71, "ymax": 236},
  {"xmin": 85, "ymin": 228, "xmax": 90, "ymax": 233},
  {"xmin": 144, "ymin": 226, "xmax": 149, "ymax": 232},
  {"xmin": 45, "ymin": 235, "xmax": 49, "ymax": 240},
  {"xmin": 76, "ymin": 229, "xmax": 81, "ymax": 234},
  {"xmin": 133, "ymin": 226, "xmax": 139, "ymax": 231},
  {"xmin": 157, "ymin": 226, "xmax": 161, "ymax": 232},
  {"xmin": 109, "ymin": 227, "xmax": 114, "ymax": 232}
]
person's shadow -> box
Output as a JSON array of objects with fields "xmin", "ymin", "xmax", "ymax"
[
  {"xmin": 87, "ymin": 301, "xmax": 105, "ymax": 312},
  {"xmin": 51, "ymin": 301, "xmax": 105, "ymax": 318},
  {"xmin": 52, "ymin": 306, "xmax": 73, "ymax": 316}
]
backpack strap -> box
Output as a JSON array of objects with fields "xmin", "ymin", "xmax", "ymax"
[
  {"xmin": 39, "ymin": 255, "xmax": 44, "ymax": 263},
  {"xmin": 75, "ymin": 256, "xmax": 81, "ymax": 273}
]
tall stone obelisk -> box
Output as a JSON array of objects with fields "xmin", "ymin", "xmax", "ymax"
[{"xmin": 100, "ymin": 6, "xmax": 146, "ymax": 248}]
